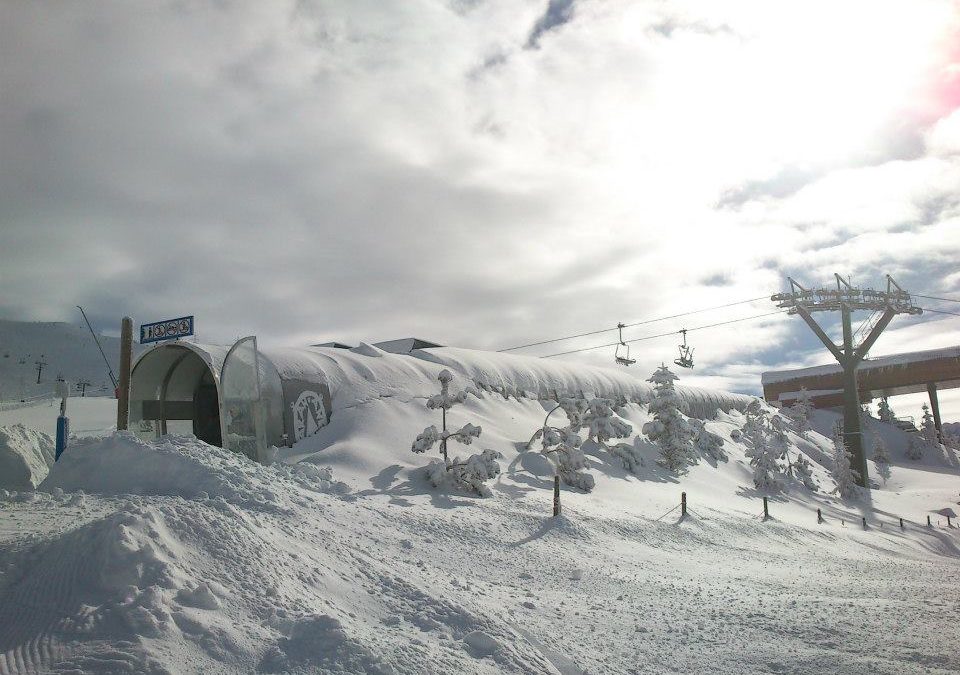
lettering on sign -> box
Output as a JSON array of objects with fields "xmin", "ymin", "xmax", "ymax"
[{"xmin": 140, "ymin": 316, "xmax": 195, "ymax": 344}]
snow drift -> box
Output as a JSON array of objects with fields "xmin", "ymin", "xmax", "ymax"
[{"xmin": 0, "ymin": 424, "xmax": 55, "ymax": 490}]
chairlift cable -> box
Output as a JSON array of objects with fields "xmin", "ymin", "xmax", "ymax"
[
  {"xmin": 914, "ymin": 293, "xmax": 960, "ymax": 304},
  {"xmin": 922, "ymin": 307, "xmax": 960, "ymax": 318},
  {"xmin": 497, "ymin": 295, "xmax": 770, "ymax": 353},
  {"xmin": 541, "ymin": 310, "xmax": 788, "ymax": 358}
]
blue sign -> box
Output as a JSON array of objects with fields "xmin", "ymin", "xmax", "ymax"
[{"xmin": 141, "ymin": 316, "xmax": 194, "ymax": 344}]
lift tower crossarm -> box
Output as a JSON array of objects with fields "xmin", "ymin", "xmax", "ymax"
[{"xmin": 793, "ymin": 304, "xmax": 845, "ymax": 364}]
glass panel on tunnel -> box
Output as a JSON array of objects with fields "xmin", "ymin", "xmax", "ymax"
[{"xmin": 221, "ymin": 336, "xmax": 267, "ymax": 461}]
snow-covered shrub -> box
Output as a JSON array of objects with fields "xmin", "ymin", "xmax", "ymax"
[
  {"xmin": 785, "ymin": 388, "xmax": 813, "ymax": 438},
  {"xmin": 530, "ymin": 398, "xmax": 596, "ymax": 491},
  {"xmin": 905, "ymin": 435, "xmax": 923, "ymax": 460},
  {"xmin": 426, "ymin": 450, "xmax": 503, "ymax": 498},
  {"xmin": 790, "ymin": 453, "xmax": 818, "ymax": 491},
  {"xmin": 944, "ymin": 431, "xmax": 960, "ymax": 451},
  {"xmin": 830, "ymin": 429, "xmax": 860, "ymax": 499},
  {"xmin": 608, "ymin": 442, "xmax": 644, "ymax": 474},
  {"xmin": 872, "ymin": 433, "xmax": 891, "ymax": 484},
  {"xmin": 612, "ymin": 394, "xmax": 629, "ymax": 417},
  {"xmin": 582, "ymin": 398, "xmax": 633, "ymax": 446},
  {"xmin": 689, "ymin": 419, "xmax": 727, "ymax": 462},
  {"xmin": 643, "ymin": 365, "xmax": 696, "ymax": 473}
]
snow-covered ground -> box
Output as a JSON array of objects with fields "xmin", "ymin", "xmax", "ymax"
[{"xmin": 1, "ymin": 380, "xmax": 959, "ymax": 674}]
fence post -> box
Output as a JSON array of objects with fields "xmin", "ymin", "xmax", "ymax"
[
  {"xmin": 681, "ymin": 492, "xmax": 687, "ymax": 518},
  {"xmin": 553, "ymin": 475, "xmax": 561, "ymax": 517},
  {"xmin": 762, "ymin": 496, "xmax": 769, "ymax": 520},
  {"xmin": 927, "ymin": 515, "xmax": 932, "ymax": 528},
  {"xmin": 948, "ymin": 516, "xmax": 953, "ymax": 528},
  {"xmin": 817, "ymin": 508, "xmax": 824, "ymax": 524},
  {"xmin": 899, "ymin": 517, "xmax": 904, "ymax": 529}
]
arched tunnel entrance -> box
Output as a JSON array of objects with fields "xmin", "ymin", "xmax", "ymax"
[{"xmin": 129, "ymin": 344, "xmax": 224, "ymax": 447}]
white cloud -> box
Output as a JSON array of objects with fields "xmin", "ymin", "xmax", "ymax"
[{"xmin": 1, "ymin": 0, "xmax": 959, "ymax": 419}]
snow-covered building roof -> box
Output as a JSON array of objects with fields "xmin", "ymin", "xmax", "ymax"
[
  {"xmin": 761, "ymin": 345, "xmax": 960, "ymax": 407},
  {"xmin": 130, "ymin": 339, "xmax": 755, "ymax": 464},
  {"xmin": 373, "ymin": 338, "xmax": 444, "ymax": 354}
]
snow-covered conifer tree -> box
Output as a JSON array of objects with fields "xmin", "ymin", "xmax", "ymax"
[
  {"xmin": 412, "ymin": 369, "xmax": 481, "ymax": 461},
  {"xmin": 920, "ymin": 403, "xmax": 939, "ymax": 447},
  {"xmin": 743, "ymin": 398, "xmax": 769, "ymax": 438},
  {"xmin": 412, "ymin": 369, "xmax": 501, "ymax": 496},
  {"xmin": 745, "ymin": 426, "xmax": 781, "ymax": 491},
  {"xmin": 582, "ymin": 398, "xmax": 633, "ymax": 446},
  {"xmin": 830, "ymin": 429, "xmax": 860, "ymax": 499},
  {"xmin": 770, "ymin": 415, "xmax": 789, "ymax": 445},
  {"xmin": 791, "ymin": 452, "xmax": 817, "ymax": 491},
  {"xmin": 872, "ymin": 433, "xmax": 891, "ymax": 484},
  {"xmin": 643, "ymin": 365, "xmax": 696, "ymax": 473},
  {"xmin": 582, "ymin": 398, "xmax": 644, "ymax": 474},
  {"xmin": 786, "ymin": 388, "xmax": 814, "ymax": 438},
  {"xmin": 877, "ymin": 397, "xmax": 895, "ymax": 423},
  {"xmin": 689, "ymin": 419, "xmax": 727, "ymax": 461}
]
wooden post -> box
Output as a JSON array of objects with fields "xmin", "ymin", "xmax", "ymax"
[
  {"xmin": 116, "ymin": 317, "xmax": 133, "ymax": 431},
  {"xmin": 948, "ymin": 516, "xmax": 953, "ymax": 528},
  {"xmin": 899, "ymin": 517, "xmax": 904, "ymax": 529},
  {"xmin": 681, "ymin": 492, "xmax": 687, "ymax": 518},
  {"xmin": 817, "ymin": 508, "xmax": 824, "ymax": 524},
  {"xmin": 553, "ymin": 475, "xmax": 561, "ymax": 517},
  {"xmin": 927, "ymin": 515, "xmax": 932, "ymax": 528},
  {"xmin": 762, "ymin": 496, "xmax": 769, "ymax": 520}
]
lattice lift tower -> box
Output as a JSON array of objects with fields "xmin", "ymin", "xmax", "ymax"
[{"xmin": 772, "ymin": 274, "xmax": 922, "ymax": 487}]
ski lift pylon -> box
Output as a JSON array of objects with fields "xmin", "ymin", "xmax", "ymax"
[
  {"xmin": 674, "ymin": 328, "xmax": 694, "ymax": 369},
  {"xmin": 615, "ymin": 322, "xmax": 635, "ymax": 366}
]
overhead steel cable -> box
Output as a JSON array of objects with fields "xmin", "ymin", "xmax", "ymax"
[
  {"xmin": 914, "ymin": 293, "xmax": 960, "ymax": 304},
  {"xmin": 922, "ymin": 307, "xmax": 960, "ymax": 318},
  {"xmin": 497, "ymin": 295, "xmax": 770, "ymax": 353},
  {"xmin": 541, "ymin": 310, "xmax": 788, "ymax": 359}
]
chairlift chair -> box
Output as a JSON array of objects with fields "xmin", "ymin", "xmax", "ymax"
[
  {"xmin": 674, "ymin": 329, "xmax": 695, "ymax": 369},
  {"xmin": 615, "ymin": 323, "xmax": 636, "ymax": 366}
]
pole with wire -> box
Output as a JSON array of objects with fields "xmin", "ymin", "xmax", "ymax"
[{"xmin": 77, "ymin": 306, "xmax": 119, "ymax": 390}]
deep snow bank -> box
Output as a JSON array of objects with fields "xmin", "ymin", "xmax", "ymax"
[
  {"xmin": 0, "ymin": 424, "xmax": 54, "ymax": 490},
  {"xmin": 40, "ymin": 433, "xmax": 345, "ymax": 508}
]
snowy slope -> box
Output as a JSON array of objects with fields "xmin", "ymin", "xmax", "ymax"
[
  {"xmin": 1, "ymin": 367, "xmax": 959, "ymax": 674},
  {"xmin": 0, "ymin": 320, "xmax": 144, "ymax": 402}
]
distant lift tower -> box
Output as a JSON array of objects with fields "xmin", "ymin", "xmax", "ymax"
[{"xmin": 771, "ymin": 274, "xmax": 922, "ymax": 487}]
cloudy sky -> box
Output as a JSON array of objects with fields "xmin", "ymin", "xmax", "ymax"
[{"xmin": 2, "ymin": 0, "xmax": 959, "ymax": 418}]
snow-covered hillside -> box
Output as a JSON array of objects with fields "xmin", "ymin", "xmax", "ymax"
[
  {"xmin": 0, "ymin": 320, "xmax": 144, "ymax": 402},
  {"xmin": 1, "ymin": 363, "xmax": 959, "ymax": 674}
]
